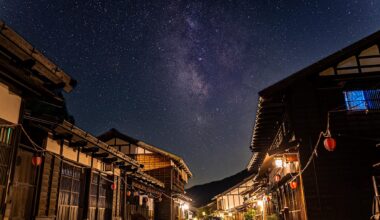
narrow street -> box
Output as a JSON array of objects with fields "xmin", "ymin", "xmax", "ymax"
[{"xmin": 1, "ymin": 1, "xmax": 380, "ymax": 220}]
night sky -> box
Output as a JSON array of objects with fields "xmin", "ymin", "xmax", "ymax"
[{"xmin": 2, "ymin": 0, "xmax": 380, "ymax": 186}]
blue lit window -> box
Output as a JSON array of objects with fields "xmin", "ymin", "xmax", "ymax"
[{"xmin": 344, "ymin": 89, "xmax": 380, "ymax": 110}]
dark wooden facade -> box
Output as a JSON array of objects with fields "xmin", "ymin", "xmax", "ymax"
[
  {"xmin": 0, "ymin": 20, "xmax": 165, "ymax": 220},
  {"xmin": 99, "ymin": 129, "xmax": 193, "ymax": 220},
  {"xmin": 247, "ymin": 30, "xmax": 380, "ymax": 219},
  {"xmin": 0, "ymin": 19, "xmax": 76, "ymax": 219}
]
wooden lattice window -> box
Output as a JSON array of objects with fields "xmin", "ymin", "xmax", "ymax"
[
  {"xmin": 89, "ymin": 173, "xmax": 113, "ymax": 208},
  {"xmin": 90, "ymin": 173, "xmax": 99, "ymax": 208},
  {"xmin": 98, "ymin": 176, "xmax": 108, "ymax": 209},
  {"xmin": 89, "ymin": 172, "xmax": 113, "ymax": 220},
  {"xmin": 59, "ymin": 162, "xmax": 82, "ymax": 206}
]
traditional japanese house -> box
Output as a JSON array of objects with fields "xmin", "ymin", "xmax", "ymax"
[
  {"xmin": 99, "ymin": 128, "xmax": 193, "ymax": 220},
  {"xmin": 212, "ymin": 175, "xmax": 255, "ymax": 220},
  {"xmin": 122, "ymin": 169, "xmax": 165, "ymax": 220},
  {"xmin": 247, "ymin": 30, "xmax": 380, "ymax": 219},
  {"xmin": 243, "ymin": 154, "xmax": 304, "ymax": 220},
  {"xmin": 27, "ymin": 120, "xmax": 164, "ymax": 220},
  {"xmin": 0, "ymin": 20, "xmax": 165, "ymax": 220},
  {"xmin": 0, "ymin": 19, "xmax": 75, "ymax": 219}
]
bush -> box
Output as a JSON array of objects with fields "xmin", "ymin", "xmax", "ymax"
[{"xmin": 244, "ymin": 209, "xmax": 256, "ymax": 220}]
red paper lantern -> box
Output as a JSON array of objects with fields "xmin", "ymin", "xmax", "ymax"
[
  {"xmin": 32, "ymin": 155, "xmax": 42, "ymax": 166},
  {"xmin": 126, "ymin": 190, "xmax": 131, "ymax": 197},
  {"xmin": 111, "ymin": 183, "xmax": 116, "ymax": 190},
  {"xmin": 274, "ymin": 174, "xmax": 281, "ymax": 182},
  {"xmin": 324, "ymin": 137, "xmax": 336, "ymax": 152},
  {"xmin": 266, "ymin": 196, "xmax": 271, "ymax": 202},
  {"xmin": 289, "ymin": 181, "xmax": 297, "ymax": 190}
]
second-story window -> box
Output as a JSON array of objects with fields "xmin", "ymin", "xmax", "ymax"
[{"xmin": 344, "ymin": 89, "xmax": 380, "ymax": 110}]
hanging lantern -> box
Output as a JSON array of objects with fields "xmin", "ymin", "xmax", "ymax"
[
  {"xmin": 133, "ymin": 191, "xmax": 139, "ymax": 197},
  {"xmin": 111, "ymin": 183, "xmax": 116, "ymax": 190},
  {"xmin": 126, "ymin": 190, "xmax": 132, "ymax": 197},
  {"xmin": 266, "ymin": 196, "xmax": 271, "ymax": 202},
  {"xmin": 32, "ymin": 154, "xmax": 43, "ymax": 166},
  {"xmin": 158, "ymin": 197, "xmax": 162, "ymax": 202},
  {"xmin": 274, "ymin": 174, "xmax": 281, "ymax": 182},
  {"xmin": 324, "ymin": 137, "xmax": 336, "ymax": 152},
  {"xmin": 289, "ymin": 181, "xmax": 297, "ymax": 190}
]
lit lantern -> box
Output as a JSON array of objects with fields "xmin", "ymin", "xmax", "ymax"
[
  {"xmin": 266, "ymin": 196, "xmax": 271, "ymax": 202},
  {"xmin": 133, "ymin": 191, "xmax": 139, "ymax": 197},
  {"xmin": 274, "ymin": 157, "xmax": 283, "ymax": 168},
  {"xmin": 126, "ymin": 190, "xmax": 132, "ymax": 197},
  {"xmin": 324, "ymin": 137, "xmax": 336, "ymax": 152},
  {"xmin": 32, "ymin": 155, "xmax": 43, "ymax": 166},
  {"xmin": 111, "ymin": 183, "xmax": 116, "ymax": 190},
  {"xmin": 274, "ymin": 174, "xmax": 281, "ymax": 182},
  {"xmin": 289, "ymin": 181, "xmax": 297, "ymax": 189}
]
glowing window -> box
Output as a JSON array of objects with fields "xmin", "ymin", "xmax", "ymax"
[{"xmin": 344, "ymin": 89, "xmax": 380, "ymax": 110}]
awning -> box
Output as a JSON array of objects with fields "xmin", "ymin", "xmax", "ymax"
[
  {"xmin": 0, "ymin": 20, "xmax": 76, "ymax": 93},
  {"xmin": 24, "ymin": 116, "xmax": 141, "ymax": 168},
  {"xmin": 129, "ymin": 171, "xmax": 165, "ymax": 189},
  {"xmin": 172, "ymin": 193, "xmax": 192, "ymax": 203},
  {"xmin": 247, "ymin": 97, "xmax": 284, "ymax": 171}
]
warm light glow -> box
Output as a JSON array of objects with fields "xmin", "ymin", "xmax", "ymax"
[
  {"xmin": 257, "ymin": 200, "xmax": 264, "ymax": 207},
  {"xmin": 228, "ymin": 212, "xmax": 233, "ymax": 217},
  {"xmin": 193, "ymin": 218, "xmax": 198, "ymax": 220},
  {"xmin": 182, "ymin": 203, "xmax": 189, "ymax": 210},
  {"xmin": 275, "ymin": 158, "xmax": 283, "ymax": 168},
  {"xmin": 202, "ymin": 211, "xmax": 206, "ymax": 216}
]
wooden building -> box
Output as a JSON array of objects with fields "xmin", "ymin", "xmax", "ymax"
[
  {"xmin": 247, "ymin": 30, "xmax": 380, "ymax": 219},
  {"xmin": 0, "ymin": 20, "xmax": 165, "ymax": 220},
  {"xmin": 0, "ymin": 19, "xmax": 74, "ymax": 219},
  {"xmin": 99, "ymin": 129, "xmax": 193, "ymax": 220},
  {"xmin": 212, "ymin": 175, "xmax": 255, "ymax": 220}
]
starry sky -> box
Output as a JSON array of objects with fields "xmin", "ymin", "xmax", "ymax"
[{"xmin": 1, "ymin": 0, "xmax": 380, "ymax": 186}]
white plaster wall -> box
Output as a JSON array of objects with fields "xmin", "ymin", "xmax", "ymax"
[{"xmin": 0, "ymin": 82, "xmax": 21, "ymax": 124}]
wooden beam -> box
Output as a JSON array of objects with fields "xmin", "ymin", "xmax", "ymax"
[
  {"xmin": 69, "ymin": 140, "xmax": 87, "ymax": 147},
  {"xmin": 102, "ymin": 157, "xmax": 117, "ymax": 163},
  {"xmin": 93, "ymin": 153, "xmax": 109, "ymax": 158},
  {"xmin": 81, "ymin": 147, "xmax": 99, "ymax": 153}
]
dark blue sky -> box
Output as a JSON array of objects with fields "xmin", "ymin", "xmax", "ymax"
[{"xmin": 2, "ymin": 0, "xmax": 380, "ymax": 186}]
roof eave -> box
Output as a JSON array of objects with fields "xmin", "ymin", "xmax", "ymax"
[
  {"xmin": 259, "ymin": 29, "xmax": 380, "ymax": 98},
  {"xmin": 0, "ymin": 20, "xmax": 76, "ymax": 93}
]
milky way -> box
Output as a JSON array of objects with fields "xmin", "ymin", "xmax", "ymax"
[{"xmin": 1, "ymin": 0, "xmax": 380, "ymax": 186}]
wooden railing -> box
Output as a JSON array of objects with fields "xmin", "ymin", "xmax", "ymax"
[{"xmin": 124, "ymin": 204, "xmax": 153, "ymax": 220}]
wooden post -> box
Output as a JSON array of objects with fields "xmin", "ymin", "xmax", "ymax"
[{"xmin": 2, "ymin": 126, "xmax": 21, "ymax": 219}]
